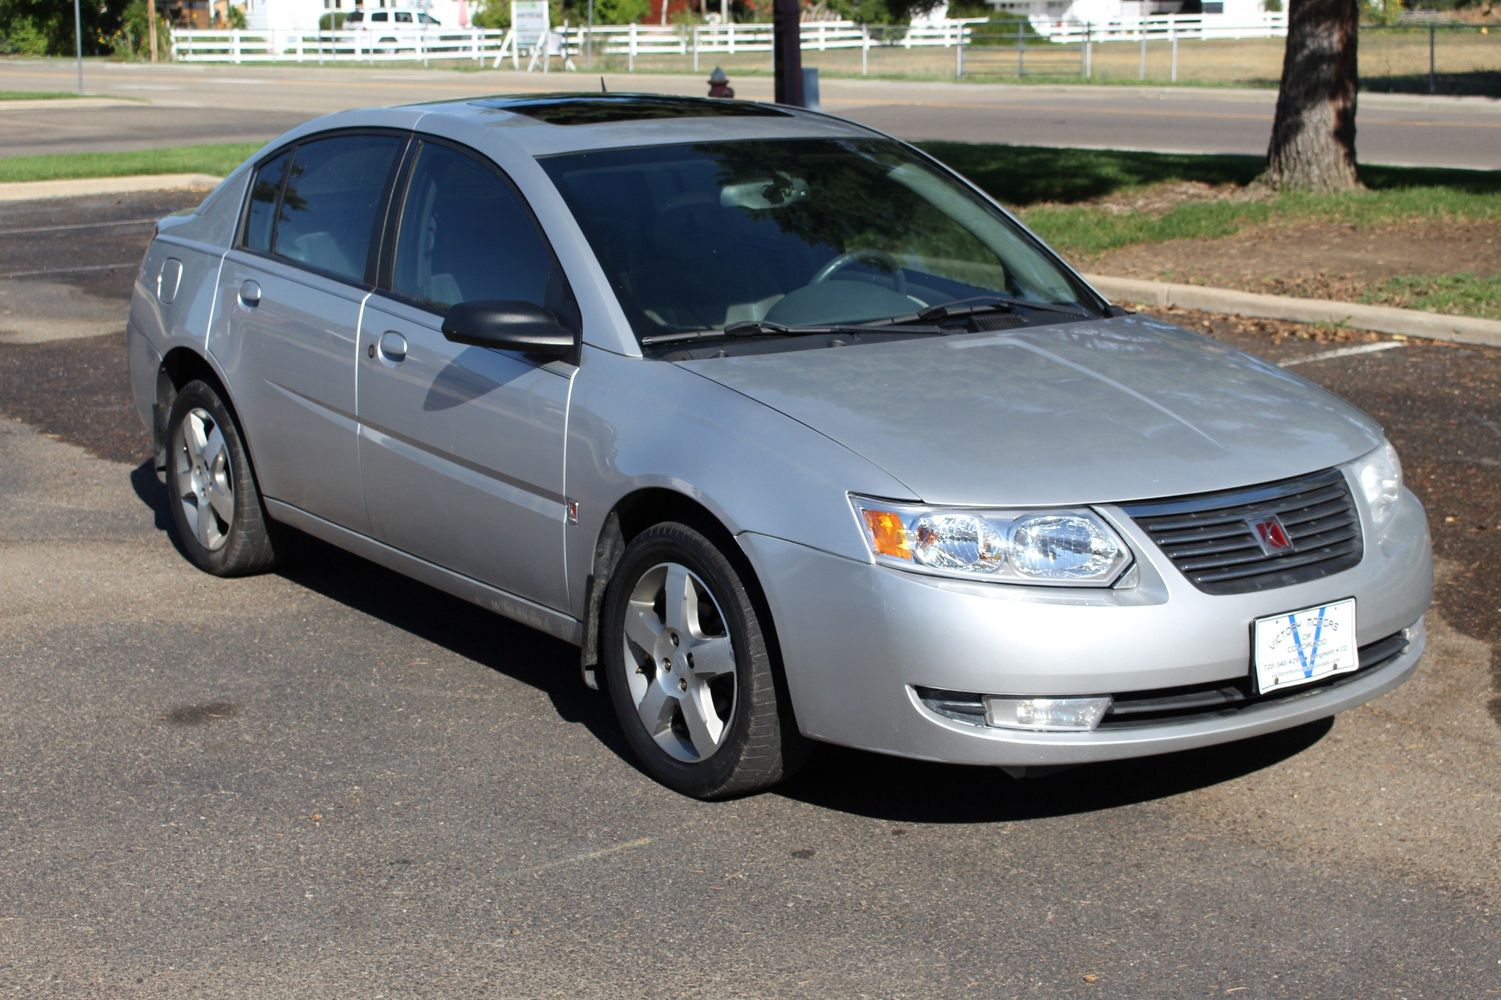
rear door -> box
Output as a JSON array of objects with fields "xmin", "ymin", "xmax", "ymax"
[
  {"xmin": 211, "ymin": 131, "xmax": 406, "ymax": 532},
  {"xmin": 355, "ymin": 138, "xmax": 580, "ymax": 611}
]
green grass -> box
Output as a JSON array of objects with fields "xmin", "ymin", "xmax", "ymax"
[
  {"xmin": 919, "ymin": 142, "xmax": 1501, "ymax": 258},
  {"xmin": 918, "ymin": 143, "xmax": 1265, "ymax": 206},
  {"xmin": 0, "ymin": 143, "xmax": 260, "ymax": 184},
  {"xmin": 0, "ymin": 90, "xmax": 89, "ymax": 100},
  {"xmin": 1360, "ymin": 273, "xmax": 1501, "ymax": 320}
]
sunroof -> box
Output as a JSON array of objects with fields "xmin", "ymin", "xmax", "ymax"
[{"xmin": 471, "ymin": 93, "xmax": 791, "ymax": 126}]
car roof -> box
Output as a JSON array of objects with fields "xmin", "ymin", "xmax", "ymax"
[{"xmin": 295, "ymin": 93, "xmax": 887, "ymax": 158}]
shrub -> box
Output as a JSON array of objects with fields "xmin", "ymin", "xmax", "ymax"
[
  {"xmin": 967, "ymin": 12, "xmax": 1044, "ymax": 45},
  {"xmin": 473, "ymin": 1, "xmax": 510, "ymax": 28},
  {"xmin": 0, "ymin": 17, "xmax": 52, "ymax": 55},
  {"xmin": 115, "ymin": 0, "xmax": 172, "ymax": 59}
]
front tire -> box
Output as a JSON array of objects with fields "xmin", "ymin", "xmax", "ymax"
[
  {"xmin": 165, "ymin": 380, "xmax": 277, "ymax": 577},
  {"xmin": 602, "ymin": 523, "xmax": 804, "ymax": 799}
]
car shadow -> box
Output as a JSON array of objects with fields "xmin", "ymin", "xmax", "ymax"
[
  {"xmin": 271, "ymin": 531, "xmax": 630, "ymax": 755},
  {"xmin": 128, "ymin": 464, "xmax": 626, "ymax": 752},
  {"xmin": 130, "ymin": 459, "xmax": 173, "ymax": 533},
  {"xmin": 129, "ymin": 467, "xmax": 1335, "ymax": 821},
  {"xmin": 774, "ymin": 719, "xmax": 1332, "ymax": 822}
]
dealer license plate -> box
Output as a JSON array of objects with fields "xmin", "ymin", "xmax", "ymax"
[{"xmin": 1252, "ymin": 598, "xmax": 1358, "ymax": 694}]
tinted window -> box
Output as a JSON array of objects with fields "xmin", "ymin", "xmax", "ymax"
[
  {"xmin": 345, "ymin": 9, "xmax": 363, "ymax": 21},
  {"xmin": 395, "ymin": 11, "xmax": 411, "ymax": 21},
  {"xmin": 271, "ymin": 133, "xmax": 404, "ymax": 285},
  {"xmin": 370, "ymin": 11, "xmax": 387, "ymax": 21},
  {"xmin": 392, "ymin": 142, "xmax": 578, "ymax": 328},
  {"xmin": 243, "ymin": 149, "xmax": 291, "ymax": 254},
  {"xmin": 541, "ymin": 138, "xmax": 1093, "ymax": 341},
  {"xmin": 419, "ymin": 13, "xmax": 439, "ymax": 23}
]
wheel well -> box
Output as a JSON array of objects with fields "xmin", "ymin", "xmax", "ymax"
[
  {"xmin": 580, "ymin": 490, "xmax": 790, "ymax": 720},
  {"xmin": 612, "ymin": 489, "xmax": 737, "ymax": 555},
  {"xmin": 154, "ymin": 348, "xmax": 235, "ymax": 470}
]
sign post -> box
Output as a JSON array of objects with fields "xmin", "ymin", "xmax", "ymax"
[
  {"xmin": 513, "ymin": 0, "xmax": 549, "ymax": 69},
  {"xmin": 73, "ymin": 0, "xmax": 83, "ymax": 93}
]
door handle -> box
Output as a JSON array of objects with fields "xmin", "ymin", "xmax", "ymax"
[
  {"xmin": 377, "ymin": 331, "xmax": 408, "ymax": 363},
  {"xmin": 238, "ymin": 279, "xmax": 261, "ymax": 307}
]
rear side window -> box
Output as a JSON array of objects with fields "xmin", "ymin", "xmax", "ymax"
[
  {"xmin": 345, "ymin": 9, "xmax": 363, "ymax": 21},
  {"xmin": 265, "ymin": 133, "xmax": 404, "ymax": 285},
  {"xmin": 394, "ymin": 11, "xmax": 411, "ymax": 22},
  {"xmin": 390, "ymin": 142, "xmax": 579, "ymax": 329},
  {"xmin": 243, "ymin": 149, "xmax": 291, "ymax": 254}
]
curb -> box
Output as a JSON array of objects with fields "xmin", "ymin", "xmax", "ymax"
[
  {"xmin": 0, "ymin": 97, "xmax": 144, "ymax": 111},
  {"xmin": 0, "ymin": 174, "xmax": 222, "ymax": 203},
  {"xmin": 1086, "ymin": 274, "xmax": 1501, "ymax": 350}
]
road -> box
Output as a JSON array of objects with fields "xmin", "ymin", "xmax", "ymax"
[
  {"xmin": 0, "ymin": 189, "xmax": 1498, "ymax": 998},
  {"xmin": 1, "ymin": 60, "xmax": 1499, "ymax": 168}
]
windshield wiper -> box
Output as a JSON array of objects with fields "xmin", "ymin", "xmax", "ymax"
[
  {"xmin": 873, "ymin": 295, "xmax": 1095, "ymax": 327},
  {"xmin": 640, "ymin": 319, "xmax": 943, "ymax": 347}
]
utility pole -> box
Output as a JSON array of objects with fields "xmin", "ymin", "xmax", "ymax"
[
  {"xmin": 148, "ymin": 0, "xmax": 159, "ymax": 62},
  {"xmin": 772, "ymin": 0, "xmax": 803, "ymax": 107}
]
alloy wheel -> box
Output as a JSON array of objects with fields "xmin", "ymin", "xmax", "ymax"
[
  {"xmin": 174, "ymin": 406, "xmax": 234, "ymax": 552},
  {"xmin": 621, "ymin": 561, "xmax": 738, "ymax": 763}
]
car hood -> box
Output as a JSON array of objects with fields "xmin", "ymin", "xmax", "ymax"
[{"xmin": 676, "ymin": 315, "xmax": 1384, "ymax": 506}]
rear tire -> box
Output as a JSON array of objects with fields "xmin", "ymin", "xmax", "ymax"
[
  {"xmin": 165, "ymin": 380, "xmax": 277, "ymax": 577},
  {"xmin": 602, "ymin": 522, "xmax": 804, "ymax": 799}
]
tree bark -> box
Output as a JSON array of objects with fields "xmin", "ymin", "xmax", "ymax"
[{"xmin": 1263, "ymin": 0, "xmax": 1361, "ymax": 192}]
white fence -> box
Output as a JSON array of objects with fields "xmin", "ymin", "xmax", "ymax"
[
  {"xmin": 1033, "ymin": 12, "xmax": 1288, "ymax": 42},
  {"xmin": 172, "ymin": 28, "xmax": 509, "ymax": 63},
  {"xmin": 579, "ymin": 20, "xmax": 987, "ymax": 72},
  {"xmin": 170, "ymin": 21, "xmax": 984, "ymax": 65},
  {"xmin": 171, "ymin": 14, "xmax": 1289, "ymax": 67}
]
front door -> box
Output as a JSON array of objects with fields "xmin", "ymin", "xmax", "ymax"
[{"xmin": 355, "ymin": 139, "xmax": 580, "ymax": 611}]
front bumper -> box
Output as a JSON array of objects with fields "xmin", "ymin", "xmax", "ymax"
[{"xmin": 739, "ymin": 488, "xmax": 1432, "ymax": 768}]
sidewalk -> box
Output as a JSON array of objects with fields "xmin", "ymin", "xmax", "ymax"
[
  {"xmin": 0, "ymin": 174, "xmax": 223, "ymax": 202},
  {"xmin": 4, "ymin": 172, "xmax": 1498, "ymax": 349},
  {"xmin": 1086, "ymin": 275, "xmax": 1501, "ymax": 349}
]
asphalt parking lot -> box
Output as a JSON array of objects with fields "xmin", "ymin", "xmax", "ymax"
[{"xmin": 1, "ymin": 189, "xmax": 1498, "ymax": 998}]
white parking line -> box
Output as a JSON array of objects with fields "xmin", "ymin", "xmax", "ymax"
[
  {"xmin": 1279, "ymin": 341, "xmax": 1407, "ymax": 368},
  {"xmin": 0, "ymin": 262, "xmax": 137, "ymax": 280}
]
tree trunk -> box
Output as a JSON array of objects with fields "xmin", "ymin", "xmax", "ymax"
[
  {"xmin": 772, "ymin": 0, "xmax": 804, "ymax": 107},
  {"xmin": 1263, "ymin": 0, "xmax": 1361, "ymax": 192}
]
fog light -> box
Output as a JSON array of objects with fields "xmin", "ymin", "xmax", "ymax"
[{"xmin": 984, "ymin": 695, "xmax": 1112, "ymax": 732}]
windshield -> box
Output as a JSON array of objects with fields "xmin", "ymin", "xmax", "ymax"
[{"xmin": 540, "ymin": 138, "xmax": 1098, "ymax": 348}]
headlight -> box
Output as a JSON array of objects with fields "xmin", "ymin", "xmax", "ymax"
[
  {"xmin": 851, "ymin": 496, "xmax": 1132, "ymax": 586},
  {"xmin": 1352, "ymin": 440, "xmax": 1403, "ymax": 530}
]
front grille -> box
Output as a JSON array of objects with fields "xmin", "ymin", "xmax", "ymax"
[
  {"xmin": 1096, "ymin": 628, "xmax": 1410, "ymax": 727},
  {"xmin": 1122, "ymin": 468, "xmax": 1363, "ymax": 596},
  {"xmin": 913, "ymin": 627, "xmax": 1411, "ymax": 730}
]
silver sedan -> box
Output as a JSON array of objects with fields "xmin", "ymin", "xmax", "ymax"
[{"xmin": 126, "ymin": 93, "xmax": 1432, "ymax": 798}]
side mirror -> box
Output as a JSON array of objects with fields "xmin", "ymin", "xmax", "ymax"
[{"xmin": 441, "ymin": 300, "xmax": 576, "ymax": 361}]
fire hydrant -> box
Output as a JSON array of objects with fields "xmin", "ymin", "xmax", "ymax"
[{"xmin": 707, "ymin": 66, "xmax": 734, "ymax": 99}]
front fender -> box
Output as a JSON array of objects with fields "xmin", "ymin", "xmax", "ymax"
[{"xmin": 563, "ymin": 346, "xmax": 910, "ymax": 619}]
